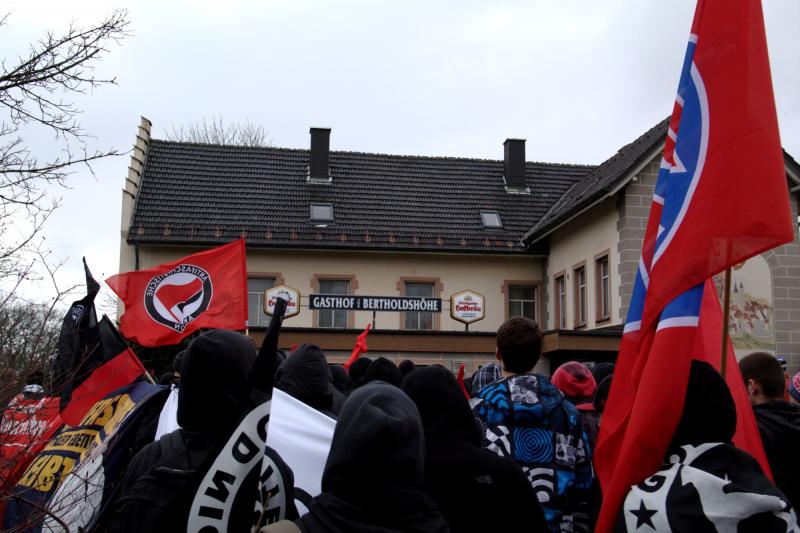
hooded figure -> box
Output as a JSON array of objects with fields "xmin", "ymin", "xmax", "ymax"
[
  {"xmin": 294, "ymin": 382, "xmax": 450, "ymax": 533},
  {"xmin": 356, "ymin": 357, "xmax": 403, "ymax": 388},
  {"xmin": 275, "ymin": 344, "xmax": 345, "ymax": 416},
  {"xmin": 616, "ymin": 361, "xmax": 798, "ymax": 532},
  {"xmin": 110, "ymin": 330, "xmax": 283, "ymax": 532},
  {"xmin": 347, "ymin": 358, "xmax": 372, "ymax": 387},
  {"xmin": 329, "ymin": 364, "xmax": 352, "ymax": 395},
  {"xmin": 402, "ymin": 366, "xmax": 547, "ymax": 532}
]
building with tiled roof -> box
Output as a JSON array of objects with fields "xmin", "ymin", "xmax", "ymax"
[{"xmin": 119, "ymin": 118, "xmax": 800, "ymax": 373}]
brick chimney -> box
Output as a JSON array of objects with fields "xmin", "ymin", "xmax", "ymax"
[
  {"xmin": 309, "ymin": 127, "xmax": 331, "ymax": 182},
  {"xmin": 503, "ymin": 138, "xmax": 529, "ymax": 193}
]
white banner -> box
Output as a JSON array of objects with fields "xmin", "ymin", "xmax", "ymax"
[{"xmin": 267, "ymin": 388, "xmax": 336, "ymax": 499}]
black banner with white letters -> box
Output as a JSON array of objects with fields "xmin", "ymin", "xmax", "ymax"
[{"xmin": 308, "ymin": 294, "xmax": 442, "ymax": 312}]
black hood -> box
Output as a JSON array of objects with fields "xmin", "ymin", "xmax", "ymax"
[
  {"xmin": 178, "ymin": 329, "xmax": 256, "ymax": 434},
  {"xmin": 402, "ymin": 365, "xmax": 481, "ymax": 447},
  {"xmin": 347, "ymin": 358, "xmax": 372, "ymax": 385},
  {"xmin": 358, "ymin": 357, "xmax": 402, "ymax": 388},
  {"xmin": 275, "ymin": 343, "xmax": 334, "ymax": 413},
  {"xmin": 670, "ymin": 360, "xmax": 736, "ymax": 450},
  {"xmin": 322, "ymin": 382, "xmax": 425, "ymax": 492},
  {"xmin": 330, "ymin": 364, "xmax": 352, "ymax": 394}
]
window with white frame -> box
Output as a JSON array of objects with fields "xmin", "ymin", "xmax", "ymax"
[
  {"xmin": 318, "ymin": 279, "xmax": 350, "ymax": 328},
  {"xmin": 247, "ymin": 277, "xmax": 276, "ymax": 327}
]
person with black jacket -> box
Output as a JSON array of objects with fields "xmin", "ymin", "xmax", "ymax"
[
  {"xmin": 275, "ymin": 343, "xmax": 346, "ymax": 416},
  {"xmin": 617, "ymin": 360, "xmax": 797, "ymax": 531},
  {"xmin": 263, "ymin": 381, "xmax": 450, "ymax": 533},
  {"xmin": 109, "ymin": 329, "xmax": 296, "ymax": 532},
  {"xmin": 402, "ymin": 365, "xmax": 547, "ymax": 532},
  {"xmin": 740, "ymin": 351, "xmax": 800, "ymax": 510}
]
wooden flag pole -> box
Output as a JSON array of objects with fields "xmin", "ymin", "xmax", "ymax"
[{"xmin": 720, "ymin": 267, "xmax": 733, "ymax": 377}]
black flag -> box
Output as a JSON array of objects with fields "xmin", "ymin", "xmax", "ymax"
[{"xmin": 53, "ymin": 258, "xmax": 100, "ymax": 406}]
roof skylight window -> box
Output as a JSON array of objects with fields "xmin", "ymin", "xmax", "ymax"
[
  {"xmin": 481, "ymin": 211, "xmax": 502, "ymax": 228},
  {"xmin": 310, "ymin": 203, "xmax": 334, "ymax": 226}
]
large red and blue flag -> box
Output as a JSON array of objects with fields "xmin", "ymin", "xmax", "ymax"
[{"xmin": 594, "ymin": 0, "xmax": 794, "ymax": 531}]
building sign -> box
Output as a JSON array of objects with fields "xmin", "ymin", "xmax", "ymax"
[
  {"xmin": 450, "ymin": 290, "xmax": 485, "ymax": 324},
  {"xmin": 309, "ymin": 295, "xmax": 442, "ymax": 312},
  {"xmin": 264, "ymin": 285, "xmax": 300, "ymax": 317}
]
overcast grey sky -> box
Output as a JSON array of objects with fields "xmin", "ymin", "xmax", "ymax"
[{"xmin": 2, "ymin": 0, "xmax": 799, "ymax": 314}]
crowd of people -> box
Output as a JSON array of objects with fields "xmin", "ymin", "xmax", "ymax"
[{"xmin": 3, "ymin": 316, "xmax": 800, "ymax": 532}]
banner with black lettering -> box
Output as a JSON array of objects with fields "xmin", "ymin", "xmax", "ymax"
[
  {"xmin": 3, "ymin": 381, "xmax": 167, "ymax": 532},
  {"xmin": 188, "ymin": 296, "xmax": 297, "ymax": 532}
]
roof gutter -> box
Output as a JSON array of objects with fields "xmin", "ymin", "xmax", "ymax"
[{"xmin": 524, "ymin": 141, "xmax": 666, "ymax": 245}]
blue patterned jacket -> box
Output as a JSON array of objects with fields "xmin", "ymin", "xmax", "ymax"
[{"xmin": 471, "ymin": 374, "xmax": 594, "ymax": 532}]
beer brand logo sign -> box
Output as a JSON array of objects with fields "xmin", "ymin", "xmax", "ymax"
[
  {"xmin": 450, "ymin": 290, "xmax": 485, "ymax": 324},
  {"xmin": 144, "ymin": 264, "xmax": 212, "ymax": 332},
  {"xmin": 264, "ymin": 285, "xmax": 300, "ymax": 318}
]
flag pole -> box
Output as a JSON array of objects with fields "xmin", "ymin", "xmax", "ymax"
[{"xmin": 720, "ymin": 267, "xmax": 733, "ymax": 377}]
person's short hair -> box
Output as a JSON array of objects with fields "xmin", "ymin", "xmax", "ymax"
[
  {"xmin": 496, "ymin": 317, "xmax": 542, "ymax": 374},
  {"xmin": 739, "ymin": 352, "xmax": 785, "ymax": 400}
]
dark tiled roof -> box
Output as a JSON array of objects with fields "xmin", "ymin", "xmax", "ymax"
[
  {"xmin": 128, "ymin": 141, "xmax": 594, "ymax": 254},
  {"xmin": 524, "ymin": 119, "xmax": 669, "ymax": 243}
]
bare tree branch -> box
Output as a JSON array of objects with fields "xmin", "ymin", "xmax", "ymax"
[
  {"xmin": 165, "ymin": 115, "xmax": 272, "ymax": 147},
  {"xmin": 0, "ymin": 9, "xmax": 130, "ymax": 310}
]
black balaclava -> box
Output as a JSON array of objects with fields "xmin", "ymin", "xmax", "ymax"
[
  {"xmin": 330, "ymin": 365, "xmax": 352, "ymax": 394},
  {"xmin": 402, "ymin": 365, "xmax": 482, "ymax": 447},
  {"xmin": 172, "ymin": 350, "xmax": 185, "ymax": 374},
  {"xmin": 359, "ymin": 357, "xmax": 403, "ymax": 388},
  {"xmin": 398, "ymin": 359, "xmax": 416, "ymax": 378},
  {"xmin": 347, "ymin": 357, "xmax": 372, "ymax": 385},
  {"xmin": 594, "ymin": 374, "xmax": 613, "ymax": 413},
  {"xmin": 275, "ymin": 343, "xmax": 334, "ymax": 412},
  {"xmin": 669, "ymin": 359, "xmax": 736, "ymax": 450},
  {"xmin": 178, "ymin": 329, "xmax": 256, "ymax": 434},
  {"xmin": 591, "ymin": 362, "xmax": 615, "ymax": 385},
  {"xmin": 322, "ymin": 382, "xmax": 425, "ymax": 492}
]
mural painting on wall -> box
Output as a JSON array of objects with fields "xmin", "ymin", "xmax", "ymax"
[{"xmin": 714, "ymin": 255, "xmax": 776, "ymax": 357}]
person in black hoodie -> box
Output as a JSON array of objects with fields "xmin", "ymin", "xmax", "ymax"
[
  {"xmin": 109, "ymin": 329, "xmax": 297, "ymax": 532},
  {"xmin": 265, "ymin": 381, "xmax": 449, "ymax": 533},
  {"xmin": 402, "ymin": 365, "xmax": 547, "ymax": 532},
  {"xmin": 739, "ymin": 351, "xmax": 800, "ymax": 510},
  {"xmin": 355, "ymin": 356, "xmax": 403, "ymax": 388},
  {"xmin": 617, "ymin": 360, "xmax": 797, "ymax": 531},
  {"xmin": 275, "ymin": 343, "xmax": 346, "ymax": 416}
]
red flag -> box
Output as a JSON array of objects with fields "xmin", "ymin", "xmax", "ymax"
[
  {"xmin": 594, "ymin": 1, "xmax": 792, "ymax": 530},
  {"xmin": 60, "ymin": 316, "xmax": 146, "ymax": 426},
  {"xmin": 456, "ymin": 363, "xmax": 470, "ymax": 401},
  {"xmin": 0, "ymin": 395, "xmax": 62, "ymax": 523},
  {"xmin": 106, "ymin": 239, "xmax": 248, "ymax": 347},
  {"xmin": 344, "ymin": 323, "xmax": 371, "ymax": 372}
]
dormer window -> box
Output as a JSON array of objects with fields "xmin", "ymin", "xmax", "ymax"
[
  {"xmin": 480, "ymin": 211, "xmax": 502, "ymax": 228},
  {"xmin": 310, "ymin": 203, "xmax": 334, "ymax": 226}
]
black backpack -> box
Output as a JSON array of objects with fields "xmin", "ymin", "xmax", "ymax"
[{"xmin": 106, "ymin": 430, "xmax": 213, "ymax": 532}]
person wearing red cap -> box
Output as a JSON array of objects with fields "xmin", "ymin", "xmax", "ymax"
[{"xmin": 552, "ymin": 362, "xmax": 599, "ymax": 451}]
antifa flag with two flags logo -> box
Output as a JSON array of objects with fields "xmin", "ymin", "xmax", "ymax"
[
  {"xmin": 106, "ymin": 239, "xmax": 248, "ymax": 347},
  {"xmin": 187, "ymin": 293, "xmax": 299, "ymax": 531}
]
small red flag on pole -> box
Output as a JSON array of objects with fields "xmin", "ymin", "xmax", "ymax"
[{"xmin": 344, "ymin": 323, "xmax": 371, "ymax": 372}]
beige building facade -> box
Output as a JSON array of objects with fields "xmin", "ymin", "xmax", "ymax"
[{"xmin": 118, "ymin": 117, "xmax": 800, "ymax": 373}]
